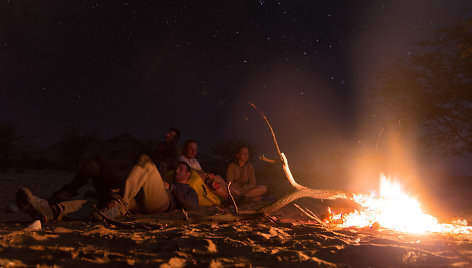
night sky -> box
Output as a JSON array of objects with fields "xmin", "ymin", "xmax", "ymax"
[{"xmin": 1, "ymin": 1, "xmax": 471, "ymax": 169}]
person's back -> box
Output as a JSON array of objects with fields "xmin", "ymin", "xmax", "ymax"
[{"xmin": 152, "ymin": 128, "xmax": 181, "ymax": 175}]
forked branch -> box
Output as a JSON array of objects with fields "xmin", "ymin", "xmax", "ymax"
[{"xmin": 248, "ymin": 102, "xmax": 356, "ymax": 214}]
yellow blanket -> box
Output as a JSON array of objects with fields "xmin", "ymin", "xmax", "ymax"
[{"xmin": 163, "ymin": 170, "xmax": 221, "ymax": 206}]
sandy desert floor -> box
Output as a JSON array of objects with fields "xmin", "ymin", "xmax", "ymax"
[{"xmin": 1, "ymin": 170, "xmax": 472, "ymax": 267}]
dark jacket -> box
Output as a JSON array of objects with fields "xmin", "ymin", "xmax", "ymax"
[
  {"xmin": 167, "ymin": 182, "xmax": 199, "ymax": 211},
  {"xmin": 152, "ymin": 141, "xmax": 179, "ymax": 170}
]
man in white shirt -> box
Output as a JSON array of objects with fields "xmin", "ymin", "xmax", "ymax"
[
  {"xmin": 177, "ymin": 139, "xmax": 228, "ymax": 200},
  {"xmin": 178, "ymin": 139, "xmax": 206, "ymax": 178}
]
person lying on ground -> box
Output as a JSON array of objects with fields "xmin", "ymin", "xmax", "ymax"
[
  {"xmin": 177, "ymin": 170, "xmax": 228, "ymax": 207},
  {"xmin": 151, "ymin": 128, "xmax": 181, "ymax": 176},
  {"xmin": 50, "ymin": 130, "xmax": 180, "ymax": 203},
  {"xmin": 226, "ymin": 146, "xmax": 267, "ymax": 200},
  {"xmin": 16, "ymin": 157, "xmax": 198, "ymax": 223},
  {"xmin": 177, "ymin": 139, "xmax": 228, "ymax": 203}
]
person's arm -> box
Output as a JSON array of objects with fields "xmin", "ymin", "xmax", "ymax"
[
  {"xmin": 192, "ymin": 159, "xmax": 208, "ymax": 179},
  {"xmin": 226, "ymin": 163, "xmax": 236, "ymax": 183},
  {"xmin": 169, "ymin": 183, "xmax": 199, "ymax": 210},
  {"xmin": 192, "ymin": 159, "xmax": 203, "ymax": 171},
  {"xmin": 195, "ymin": 169, "xmax": 208, "ymax": 179},
  {"xmin": 226, "ymin": 163, "xmax": 243, "ymax": 195}
]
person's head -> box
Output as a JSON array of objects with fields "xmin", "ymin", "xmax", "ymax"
[
  {"xmin": 182, "ymin": 139, "xmax": 198, "ymax": 159},
  {"xmin": 174, "ymin": 161, "xmax": 192, "ymax": 183},
  {"xmin": 165, "ymin": 128, "xmax": 181, "ymax": 143},
  {"xmin": 236, "ymin": 145, "xmax": 249, "ymax": 164}
]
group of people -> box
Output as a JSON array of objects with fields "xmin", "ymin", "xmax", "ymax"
[{"xmin": 16, "ymin": 128, "xmax": 267, "ymax": 223}]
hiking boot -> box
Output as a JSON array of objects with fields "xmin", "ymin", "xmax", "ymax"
[
  {"xmin": 89, "ymin": 198, "xmax": 128, "ymax": 221},
  {"xmin": 16, "ymin": 188, "xmax": 55, "ymax": 223}
]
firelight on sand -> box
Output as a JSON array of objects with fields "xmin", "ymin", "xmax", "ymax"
[{"xmin": 325, "ymin": 174, "xmax": 472, "ymax": 234}]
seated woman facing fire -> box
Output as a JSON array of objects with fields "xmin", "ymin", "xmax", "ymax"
[{"xmin": 226, "ymin": 146, "xmax": 267, "ymax": 200}]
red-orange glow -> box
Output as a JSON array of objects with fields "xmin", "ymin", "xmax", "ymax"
[{"xmin": 325, "ymin": 174, "xmax": 472, "ymax": 234}]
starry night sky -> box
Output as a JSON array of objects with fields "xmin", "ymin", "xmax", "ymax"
[{"xmin": 1, "ymin": 1, "xmax": 471, "ymax": 164}]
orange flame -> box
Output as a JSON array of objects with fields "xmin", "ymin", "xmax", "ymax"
[{"xmin": 325, "ymin": 174, "xmax": 472, "ymax": 234}]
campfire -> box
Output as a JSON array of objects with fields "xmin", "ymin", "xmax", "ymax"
[
  {"xmin": 324, "ymin": 174, "xmax": 472, "ymax": 234},
  {"xmin": 247, "ymin": 102, "xmax": 471, "ymax": 236}
]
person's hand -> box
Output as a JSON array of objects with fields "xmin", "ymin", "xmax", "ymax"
[
  {"xmin": 164, "ymin": 181, "xmax": 170, "ymax": 190},
  {"xmin": 196, "ymin": 170, "xmax": 207, "ymax": 179}
]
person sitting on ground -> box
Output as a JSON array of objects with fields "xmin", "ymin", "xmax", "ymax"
[
  {"xmin": 177, "ymin": 139, "xmax": 206, "ymax": 178},
  {"xmin": 16, "ymin": 156, "xmax": 198, "ymax": 223},
  {"xmin": 177, "ymin": 139, "xmax": 228, "ymax": 204},
  {"xmin": 226, "ymin": 146, "xmax": 267, "ymax": 200},
  {"xmin": 151, "ymin": 128, "xmax": 181, "ymax": 176}
]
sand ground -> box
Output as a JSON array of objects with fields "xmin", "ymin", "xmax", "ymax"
[{"xmin": 1, "ymin": 170, "xmax": 471, "ymax": 267}]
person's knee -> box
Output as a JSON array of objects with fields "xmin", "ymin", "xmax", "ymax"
[
  {"xmin": 82, "ymin": 161, "xmax": 100, "ymax": 177},
  {"xmin": 136, "ymin": 154, "xmax": 152, "ymax": 167}
]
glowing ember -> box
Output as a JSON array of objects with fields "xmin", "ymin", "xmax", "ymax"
[{"xmin": 324, "ymin": 174, "xmax": 472, "ymax": 234}]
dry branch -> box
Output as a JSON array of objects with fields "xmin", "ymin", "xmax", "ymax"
[
  {"xmin": 258, "ymin": 187, "xmax": 350, "ymax": 214},
  {"xmin": 227, "ymin": 182, "xmax": 238, "ymax": 213},
  {"xmin": 248, "ymin": 102, "xmax": 283, "ymax": 162},
  {"xmin": 259, "ymin": 155, "xmax": 277, "ymax": 164},
  {"xmin": 182, "ymin": 209, "xmax": 189, "ymax": 222},
  {"xmin": 248, "ymin": 101, "xmax": 356, "ymax": 215}
]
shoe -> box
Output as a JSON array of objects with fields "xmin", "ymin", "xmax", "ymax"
[
  {"xmin": 89, "ymin": 198, "xmax": 128, "ymax": 221},
  {"xmin": 16, "ymin": 188, "xmax": 55, "ymax": 223}
]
